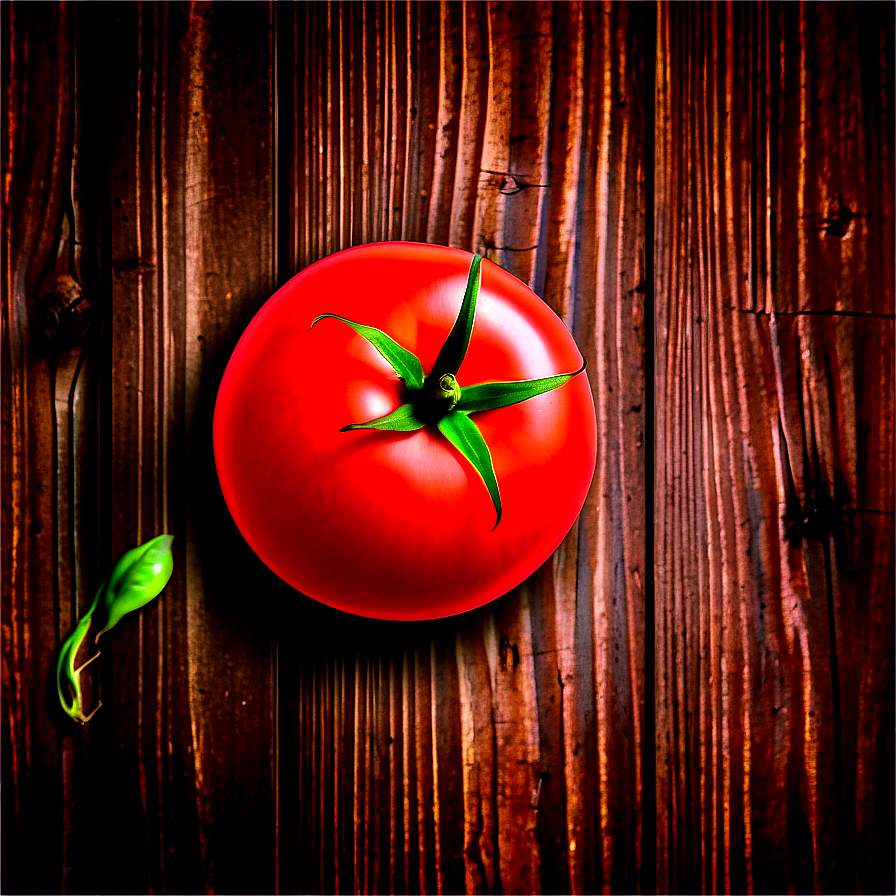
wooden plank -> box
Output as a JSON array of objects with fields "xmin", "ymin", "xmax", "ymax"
[
  {"xmin": 654, "ymin": 3, "xmax": 894, "ymax": 893},
  {"xmin": 1, "ymin": 6, "xmax": 281, "ymax": 890},
  {"xmin": 279, "ymin": 3, "xmax": 648, "ymax": 892},
  {"xmin": 84, "ymin": 4, "xmax": 280, "ymax": 892},
  {"xmin": 2, "ymin": 5, "xmax": 83, "ymax": 894}
]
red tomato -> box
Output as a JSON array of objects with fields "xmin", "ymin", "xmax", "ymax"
[{"xmin": 213, "ymin": 242, "xmax": 596, "ymax": 620}]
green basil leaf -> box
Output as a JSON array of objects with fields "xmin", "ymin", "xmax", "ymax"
[
  {"xmin": 456, "ymin": 360, "xmax": 587, "ymax": 413},
  {"xmin": 341, "ymin": 403, "xmax": 428, "ymax": 432},
  {"xmin": 312, "ymin": 314, "xmax": 425, "ymax": 391},
  {"xmin": 437, "ymin": 410, "xmax": 502, "ymax": 529},
  {"xmin": 99, "ymin": 534, "xmax": 174, "ymax": 635},
  {"xmin": 56, "ymin": 588, "xmax": 102, "ymax": 724},
  {"xmin": 429, "ymin": 254, "xmax": 482, "ymax": 378}
]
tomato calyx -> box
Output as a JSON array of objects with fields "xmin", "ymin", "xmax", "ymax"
[
  {"xmin": 311, "ymin": 254, "xmax": 586, "ymax": 528},
  {"xmin": 414, "ymin": 373, "xmax": 461, "ymax": 423}
]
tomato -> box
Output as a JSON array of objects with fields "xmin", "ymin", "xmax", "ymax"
[{"xmin": 213, "ymin": 242, "xmax": 596, "ymax": 620}]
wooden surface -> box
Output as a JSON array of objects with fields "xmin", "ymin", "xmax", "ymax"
[
  {"xmin": 654, "ymin": 5, "xmax": 894, "ymax": 894},
  {"xmin": 1, "ymin": 2, "xmax": 892, "ymax": 895}
]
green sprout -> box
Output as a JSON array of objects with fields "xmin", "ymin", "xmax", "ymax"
[{"xmin": 57, "ymin": 534, "xmax": 174, "ymax": 725}]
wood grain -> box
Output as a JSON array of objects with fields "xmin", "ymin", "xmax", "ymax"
[
  {"xmin": 97, "ymin": 4, "xmax": 280, "ymax": 892},
  {"xmin": 4, "ymin": 3, "xmax": 281, "ymax": 892},
  {"xmin": 654, "ymin": 4, "xmax": 894, "ymax": 894},
  {"xmin": 2, "ymin": 2, "xmax": 893, "ymax": 894},
  {"xmin": 278, "ymin": 3, "xmax": 648, "ymax": 893},
  {"xmin": 3, "ymin": 5, "xmax": 85, "ymax": 894}
]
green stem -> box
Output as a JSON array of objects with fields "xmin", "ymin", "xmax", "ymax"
[{"xmin": 433, "ymin": 373, "xmax": 461, "ymax": 408}]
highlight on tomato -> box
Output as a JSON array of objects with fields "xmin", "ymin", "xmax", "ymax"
[{"xmin": 213, "ymin": 242, "xmax": 596, "ymax": 620}]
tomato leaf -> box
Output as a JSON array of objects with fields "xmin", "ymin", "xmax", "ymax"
[
  {"xmin": 98, "ymin": 534, "xmax": 174, "ymax": 636},
  {"xmin": 437, "ymin": 410, "xmax": 502, "ymax": 529},
  {"xmin": 311, "ymin": 314, "xmax": 425, "ymax": 391},
  {"xmin": 56, "ymin": 589, "xmax": 103, "ymax": 725},
  {"xmin": 456, "ymin": 360, "xmax": 587, "ymax": 413},
  {"xmin": 341, "ymin": 403, "xmax": 428, "ymax": 432},
  {"xmin": 429, "ymin": 254, "xmax": 482, "ymax": 378}
]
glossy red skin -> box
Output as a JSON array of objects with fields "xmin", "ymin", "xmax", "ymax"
[{"xmin": 214, "ymin": 242, "xmax": 596, "ymax": 620}]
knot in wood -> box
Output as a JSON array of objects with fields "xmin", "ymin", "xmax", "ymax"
[
  {"xmin": 498, "ymin": 636, "xmax": 520, "ymax": 670},
  {"xmin": 34, "ymin": 275, "xmax": 91, "ymax": 356}
]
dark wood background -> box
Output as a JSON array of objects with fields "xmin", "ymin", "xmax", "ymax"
[{"xmin": 3, "ymin": 2, "xmax": 893, "ymax": 894}]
